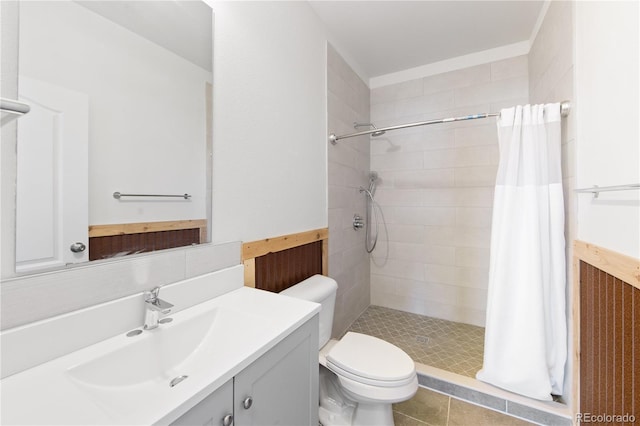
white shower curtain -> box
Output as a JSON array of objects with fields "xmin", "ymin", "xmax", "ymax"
[{"xmin": 476, "ymin": 104, "xmax": 567, "ymax": 401}]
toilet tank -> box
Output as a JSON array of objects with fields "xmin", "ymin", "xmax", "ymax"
[{"xmin": 280, "ymin": 275, "xmax": 337, "ymax": 348}]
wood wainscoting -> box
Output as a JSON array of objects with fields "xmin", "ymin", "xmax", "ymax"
[
  {"xmin": 241, "ymin": 228, "xmax": 328, "ymax": 293},
  {"xmin": 88, "ymin": 219, "xmax": 207, "ymax": 260},
  {"xmin": 573, "ymin": 240, "xmax": 640, "ymax": 422}
]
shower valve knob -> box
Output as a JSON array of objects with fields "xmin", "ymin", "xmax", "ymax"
[{"xmin": 353, "ymin": 214, "xmax": 365, "ymax": 230}]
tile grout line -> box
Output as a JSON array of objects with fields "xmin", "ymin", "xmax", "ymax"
[{"xmin": 393, "ymin": 409, "xmax": 430, "ymax": 426}]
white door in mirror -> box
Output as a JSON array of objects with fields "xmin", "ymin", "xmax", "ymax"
[{"xmin": 16, "ymin": 76, "xmax": 88, "ymax": 272}]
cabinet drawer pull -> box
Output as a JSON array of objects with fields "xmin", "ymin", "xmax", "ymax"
[
  {"xmin": 242, "ymin": 396, "xmax": 253, "ymax": 410},
  {"xmin": 222, "ymin": 413, "xmax": 233, "ymax": 426}
]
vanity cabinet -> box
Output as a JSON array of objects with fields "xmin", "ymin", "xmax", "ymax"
[
  {"xmin": 172, "ymin": 379, "xmax": 234, "ymax": 426},
  {"xmin": 172, "ymin": 315, "xmax": 319, "ymax": 426}
]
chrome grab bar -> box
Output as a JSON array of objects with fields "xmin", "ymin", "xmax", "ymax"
[
  {"xmin": 574, "ymin": 183, "xmax": 640, "ymax": 199},
  {"xmin": 113, "ymin": 192, "xmax": 191, "ymax": 200}
]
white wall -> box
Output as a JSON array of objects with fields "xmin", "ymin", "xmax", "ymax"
[
  {"xmin": 575, "ymin": 1, "xmax": 640, "ymax": 258},
  {"xmin": 209, "ymin": 1, "xmax": 328, "ymax": 243},
  {"xmin": 18, "ymin": 2, "xmax": 210, "ymax": 225}
]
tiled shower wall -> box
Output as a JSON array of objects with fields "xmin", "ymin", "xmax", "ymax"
[
  {"xmin": 326, "ymin": 44, "xmax": 371, "ymax": 337},
  {"xmin": 369, "ymin": 57, "xmax": 529, "ymax": 327}
]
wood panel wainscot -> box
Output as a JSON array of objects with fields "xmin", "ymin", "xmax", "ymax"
[
  {"xmin": 242, "ymin": 228, "xmax": 328, "ymax": 293},
  {"xmin": 573, "ymin": 240, "xmax": 640, "ymax": 424},
  {"xmin": 88, "ymin": 219, "xmax": 207, "ymax": 260}
]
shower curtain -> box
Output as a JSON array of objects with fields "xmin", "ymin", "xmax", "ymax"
[{"xmin": 476, "ymin": 104, "xmax": 567, "ymax": 401}]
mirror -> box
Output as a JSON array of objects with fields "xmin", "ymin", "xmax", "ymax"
[{"xmin": 14, "ymin": 1, "xmax": 213, "ymax": 274}]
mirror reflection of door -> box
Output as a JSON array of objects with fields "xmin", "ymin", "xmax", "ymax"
[{"xmin": 16, "ymin": 77, "xmax": 89, "ymax": 273}]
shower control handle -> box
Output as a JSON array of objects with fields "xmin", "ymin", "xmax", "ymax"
[{"xmin": 353, "ymin": 214, "xmax": 364, "ymax": 230}]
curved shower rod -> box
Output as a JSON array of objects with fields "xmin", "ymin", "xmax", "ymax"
[{"xmin": 329, "ymin": 100, "xmax": 571, "ymax": 145}]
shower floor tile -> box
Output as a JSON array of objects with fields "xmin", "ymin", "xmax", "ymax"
[{"xmin": 347, "ymin": 306, "xmax": 485, "ymax": 378}]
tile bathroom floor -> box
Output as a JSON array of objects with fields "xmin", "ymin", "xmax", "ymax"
[
  {"xmin": 393, "ymin": 387, "xmax": 535, "ymax": 426},
  {"xmin": 347, "ymin": 305, "xmax": 485, "ymax": 378}
]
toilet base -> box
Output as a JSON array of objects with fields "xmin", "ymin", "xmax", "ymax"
[
  {"xmin": 319, "ymin": 366, "xmax": 398, "ymax": 426},
  {"xmin": 352, "ymin": 402, "xmax": 394, "ymax": 426}
]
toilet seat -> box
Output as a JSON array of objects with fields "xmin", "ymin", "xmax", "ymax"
[{"xmin": 326, "ymin": 332, "xmax": 415, "ymax": 388}]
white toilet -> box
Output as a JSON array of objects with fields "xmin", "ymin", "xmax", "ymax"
[{"xmin": 280, "ymin": 275, "xmax": 418, "ymax": 426}]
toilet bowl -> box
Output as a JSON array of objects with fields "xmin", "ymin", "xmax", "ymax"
[{"xmin": 280, "ymin": 275, "xmax": 418, "ymax": 426}]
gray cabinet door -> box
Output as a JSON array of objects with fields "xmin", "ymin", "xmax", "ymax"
[
  {"xmin": 171, "ymin": 379, "xmax": 234, "ymax": 426},
  {"xmin": 234, "ymin": 316, "xmax": 319, "ymax": 426}
]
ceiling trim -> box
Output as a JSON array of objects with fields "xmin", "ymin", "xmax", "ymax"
[
  {"xmin": 529, "ymin": 0, "xmax": 553, "ymax": 48},
  {"xmin": 369, "ymin": 40, "xmax": 530, "ymax": 89}
]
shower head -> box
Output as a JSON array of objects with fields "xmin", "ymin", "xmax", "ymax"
[
  {"xmin": 369, "ymin": 171, "xmax": 379, "ymax": 182},
  {"xmin": 354, "ymin": 122, "xmax": 386, "ymax": 138}
]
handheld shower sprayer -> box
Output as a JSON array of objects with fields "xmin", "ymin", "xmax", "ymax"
[
  {"xmin": 368, "ymin": 171, "xmax": 379, "ymax": 197},
  {"xmin": 359, "ymin": 171, "xmax": 381, "ymax": 253}
]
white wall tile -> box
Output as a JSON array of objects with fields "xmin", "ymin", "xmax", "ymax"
[
  {"xmin": 454, "ymin": 123, "xmax": 498, "ymax": 147},
  {"xmin": 491, "ymin": 55, "xmax": 528, "ymax": 81},
  {"xmin": 383, "ymin": 206, "xmax": 456, "ymax": 227},
  {"xmin": 327, "ymin": 44, "xmax": 370, "ymax": 336},
  {"xmin": 454, "ymin": 77, "xmax": 529, "ymax": 108},
  {"xmin": 392, "ymin": 169, "xmax": 455, "ymax": 189},
  {"xmin": 454, "ymin": 226, "xmax": 492, "ymax": 248},
  {"xmin": 385, "ymin": 224, "xmax": 428, "ymax": 244},
  {"xmin": 371, "ymin": 258, "xmax": 425, "ymax": 281},
  {"xmin": 370, "ymin": 55, "xmax": 528, "ymax": 327},
  {"xmin": 375, "ymin": 188, "xmax": 424, "ymax": 207},
  {"xmin": 454, "ymin": 145, "xmax": 499, "ymax": 168},
  {"xmin": 423, "ymin": 148, "xmax": 458, "ymax": 169},
  {"xmin": 371, "ymin": 151, "xmax": 424, "ymax": 171},
  {"xmin": 454, "ymin": 166, "xmax": 497, "ymax": 187},
  {"xmin": 423, "ymin": 64, "xmax": 491, "ymax": 95},
  {"xmin": 395, "ymin": 90, "xmax": 455, "ymax": 118},
  {"xmin": 456, "ymin": 207, "xmax": 493, "ymax": 228},
  {"xmin": 455, "ymin": 247, "xmax": 491, "ymax": 268},
  {"xmin": 371, "ymin": 78, "xmax": 423, "ymax": 104}
]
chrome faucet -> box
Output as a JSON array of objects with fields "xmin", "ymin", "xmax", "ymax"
[{"xmin": 143, "ymin": 287, "xmax": 174, "ymax": 330}]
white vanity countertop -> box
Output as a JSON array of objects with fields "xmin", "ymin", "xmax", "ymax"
[{"xmin": 0, "ymin": 287, "xmax": 320, "ymax": 425}]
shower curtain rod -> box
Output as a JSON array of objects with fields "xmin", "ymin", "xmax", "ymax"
[{"xmin": 329, "ymin": 100, "xmax": 571, "ymax": 145}]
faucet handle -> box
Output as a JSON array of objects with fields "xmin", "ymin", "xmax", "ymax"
[{"xmin": 145, "ymin": 286, "xmax": 161, "ymax": 302}]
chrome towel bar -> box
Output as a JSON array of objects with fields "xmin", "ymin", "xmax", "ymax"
[
  {"xmin": 113, "ymin": 192, "xmax": 191, "ymax": 200},
  {"xmin": 574, "ymin": 183, "xmax": 640, "ymax": 199}
]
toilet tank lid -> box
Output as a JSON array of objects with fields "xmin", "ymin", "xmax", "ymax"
[{"xmin": 279, "ymin": 275, "xmax": 337, "ymax": 302}]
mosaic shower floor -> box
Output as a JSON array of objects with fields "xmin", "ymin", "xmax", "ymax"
[{"xmin": 347, "ymin": 305, "xmax": 485, "ymax": 378}]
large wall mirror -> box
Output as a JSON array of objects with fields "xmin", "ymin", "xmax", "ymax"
[{"xmin": 12, "ymin": 1, "xmax": 213, "ymax": 274}]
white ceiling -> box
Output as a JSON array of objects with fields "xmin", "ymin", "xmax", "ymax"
[
  {"xmin": 76, "ymin": 1, "xmax": 213, "ymax": 71},
  {"xmin": 309, "ymin": 1, "xmax": 545, "ymax": 79}
]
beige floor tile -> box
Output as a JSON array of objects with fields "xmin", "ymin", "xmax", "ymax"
[
  {"xmin": 448, "ymin": 398, "xmax": 535, "ymax": 426},
  {"xmin": 393, "ymin": 388, "xmax": 449, "ymax": 426},
  {"xmin": 393, "ymin": 411, "xmax": 430, "ymax": 426}
]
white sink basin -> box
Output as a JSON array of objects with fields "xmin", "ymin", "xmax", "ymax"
[
  {"xmin": 1, "ymin": 283, "xmax": 320, "ymax": 425},
  {"xmin": 67, "ymin": 307, "xmax": 250, "ymax": 389}
]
